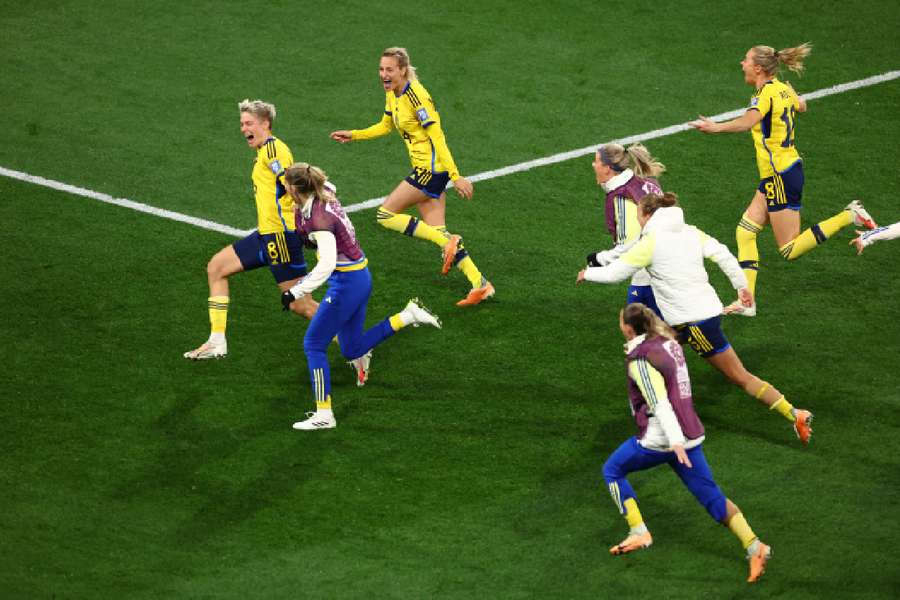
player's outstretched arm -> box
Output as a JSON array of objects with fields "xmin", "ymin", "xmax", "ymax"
[{"xmin": 690, "ymin": 110, "xmax": 762, "ymax": 134}]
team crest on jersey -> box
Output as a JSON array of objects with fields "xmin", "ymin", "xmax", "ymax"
[
  {"xmin": 749, "ymin": 97, "xmax": 759, "ymax": 108},
  {"xmin": 416, "ymin": 107, "xmax": 430, "ymax": 122},
  {"xmin": 269, "ymin": 159, "xmax": 282, "ymax": 174}
]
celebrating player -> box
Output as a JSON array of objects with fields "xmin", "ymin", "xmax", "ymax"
[
  {"xmin": 184, "ymin": 99, "xmax": 317, "ymax": 360},
  {"xmin": 584, "ymin": 143, "xmax": 664, "ymax": 315},
  {"xmin": 689, "ymin": 43, "xmax": 877, "ymax": 316},
  {"xmin": 329, "ymin": 47, "xmax": 494, "ymax": 307},
  {"xmin": 280, "ymin": 163, "xmax": 441, "ymax": 430},
  {"xmin": 851, "ymin": 221, "xmax": 899, "ymax": 254},
  {"xmin": 577, "ymin": 192, "xmax": 813, "ymax": 444},
  {"xmin": 603, "ymin": 303, "xmax": 771, "ymax": 583}
]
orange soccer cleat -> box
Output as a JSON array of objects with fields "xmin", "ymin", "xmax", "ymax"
[
  {"xmin": 441, "ymin": 234, "xmax": 461, "ymax": 275},
  {"xmin": 609, "ymin": 531, "xmax": 652, "ymax": 555},
  {"xmin": 456, "ymin": 281, "xmax": 495, "ymax": 307},
  {"xmin": 747, "ymin": 542, "xmax": 771, "ymax": 583},
  {"xmin": 793, "ymin": 409, "xmax": 814, "ymax": 445}
]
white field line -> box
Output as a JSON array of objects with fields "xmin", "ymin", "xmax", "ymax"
[
  {"xmin": 0, "ymin": 166, "xmax": 249, "ymax": 237},
  {"xmin": 2, "ymin": 70, "xmax": 898, "ymax": 232}
]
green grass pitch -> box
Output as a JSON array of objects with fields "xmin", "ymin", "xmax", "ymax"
[{"xmin": 1, "ymin": 1, "xmax": 899, "ymax": 598}]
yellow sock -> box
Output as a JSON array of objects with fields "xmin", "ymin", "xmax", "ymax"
[
  {"xmin": 623, "ymin": 498, "xmax": 644, "ymax": 528},
  {"xmin": 389, "ymin": 314, "xmax": 405, "ymax": 332},
  {"xmin": 317, "ymin": 393, "xmax": 332, "ymax": 411},
  {"xmin": 727, "ymin": 512, "xmax": 757, "ymax": 549},
  {"xmin": 208, "ymin": 296, "xmax": 229, "ymax": 334},
  {"xmin": 436, "ymin": 226, "xmax": 485, "ymax": 288},
  {"xmin": 456, "ymin": 256, "xmax": 484, "ymax": 288},
  {"xmin": 376, "ymin": 207, "xmax": 448, "ymax": 247},
  {"xmin": 770, "ymin": 396, "xmax": 796, "ymax": 422},
  {"xmin": 736, "ymin": 214, "xmax": 763, "ymax": 296},
  {"xmin": 780, "ymin": 211, "xmax": 852, "ymax": 260}
]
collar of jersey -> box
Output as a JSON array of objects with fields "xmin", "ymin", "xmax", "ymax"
[
  {"xmin": 603, "ymin": 168, "xmax": 634, "ymax": 192},
  {"xmin": 300, "ymin": 196, "xmax": 315, "ymax": 219},
  {"xmin": 625, "ymin": 333, "xmax": 647, "ymax": 354},
  {"xmin": 756, "ymin": 78, "xmax": 776, "ymax": 92},
  {"xmin": 394, "ymin": 81, "xmax": 411, "ymax": 97}
]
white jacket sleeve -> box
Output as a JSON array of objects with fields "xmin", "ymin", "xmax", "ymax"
[
  {"xmin": 584, "ymin": 234, "xmax": 654, "ymax": 283},
  {"xmin": 289, "ymin": 231, "xmax": 337, "ymax": 297},
  {"xmin": 861, "ymin": 222, "xmax": 900, "ymax": 247},
  {"xmin": 596, "ymin": 237, "xmax": 638, "ymax": 266},
  {"xmin": 699, "ymin": 229, "xmax": 748, "ymax": 290}
]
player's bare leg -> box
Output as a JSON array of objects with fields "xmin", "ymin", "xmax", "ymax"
[
  {"xmin": 378, "ymin": 181, "xmax": 459, "ymax": 268},
  {"xmin": 705, "ymin": 348, "xmax": 812, "ymax": 444},
  {"xmin": 184, "ymin": 246, "xmax": 244, "ymax": 360}
]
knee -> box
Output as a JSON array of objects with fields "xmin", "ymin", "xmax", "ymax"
[
  {"xmin": 302, "ymin": 335, "xmax": 328, "ymax": 356},
  {"xmin": 206, "ymin": 258, "xmax": 224, "ymax": 279},
  {"xmin": 602, "ymin": 458, "xmax": 622, "ymax": 483}
]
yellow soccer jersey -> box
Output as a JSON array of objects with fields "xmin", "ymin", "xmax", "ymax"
[
  {"xmin": 748, "ymin": 78, "xmax": 802, "ymax": 178},
  {"xmin": 252, "ymin": 137, "xmax": 295, "ymax": 234},
  {"xmin": 351, "ymin": 80, "xmax": 461, "ymax": 180}
]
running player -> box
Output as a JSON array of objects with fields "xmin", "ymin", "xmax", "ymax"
[
  {"xmin": 851, "ymin": 221, "xmax": 899, "ymax": 254},
  {"xmin": 280, "ymin": 164, "xmax": 441, "ymax": 430},
  {"xmin": 184, "ymin": 99, "xmax": 317, "ymax": 360},
  {"xmin": 330, "ymin": 47, "xmax": 494, "ymax": 307},
  {"xmin": 577, "ymin": 192, "xmax": 813, "ymax": 444},
  {"xmin": 584, "ymin": 143, "xmax": 664, "ymax": 315},
  {"xmin": 689, "ymin": 44, "xmax": 877, "ymax": 315},
  {"xmin": 604, "ymin": 303, "xmax": 771, "ymax": 583}
]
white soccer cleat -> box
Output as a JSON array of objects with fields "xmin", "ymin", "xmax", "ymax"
[
  {"xmin": 183, "ymin": 339, "xmax": 227, "ymax": 360},
  {"xmin": 292, "ymin": 411, "xmax": 336, "ymax": 430},
  {"xmin": 401, "ymin": 298, "xmax": 442, "ymax": 329},
  {"xmin": 723, "ymin": 299, "xmax": 756, "ymax": 317},
  {"xmin": 349, "ymin": 351, "xmax": 372, "ymax": 387},
  {"xmin": 845, "ymin": 200, "xmax": 877, "ymax": 230}
]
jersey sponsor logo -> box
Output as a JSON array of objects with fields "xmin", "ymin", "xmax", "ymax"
[
  {"xmin": 641, "ymin": 181, "xmax": 661, "ymax": 195},
  {"xmin": 416, "ymin": 107, "xmax": 430, "ymax": 123},
  {"xmin": 269, "ymin": 159, "xmax": 282, "ymax": 174}
]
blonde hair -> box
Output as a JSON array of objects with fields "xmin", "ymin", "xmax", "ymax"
[
  {"xmin": 638, "ymin": 191, "xmax": 679, "ymax": 216},
  {"xmin": 622, "ymin": 303, "xmax": 676, "ymax": 341},
  {"xmin": 238, "ymin": 99, "xmax": 276, "ymax": 126},
  {"xmin": 750, "ymin": 42, "xmax": 812, "ymax": 76},
  {"xmin": 284, "ymin": 163, "xmax": 336, "ymax": 203},
  {"xmin": 382, "ymin": 46, "xmax": 418, "ymax": 80},
  {"xmin": 598, "ymin": 143, "xmax": 666, "ymax": 178}
]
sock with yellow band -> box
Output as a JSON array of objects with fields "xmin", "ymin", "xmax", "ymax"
[
  {"xmin": 779, "ymin": 210, "xmax": 852, "ymax": 260},
  {"xmin": 208, "ymin": 296, "xmax": 229, "ymax": 335},
  {"xmin": 769, "ymin": 396, "xmax": 796, "ymax": 422},
  {"xmin": 436, "ymin": 226, "xmax": 485, "ymax": 288},
  {"xmin": 736, "ymin": 214, "xmax": 763, "ymax": 296},
  {"xmin": 376, "ymin": 207, "xmax": 448, "ymax": 247},
  {"xmin": 623, "ymin": 497, "xmax": 645, "ymax": 532},
  {"xmin": 726, "ymin": 512, "xmax": 758, "ymax": 550}
]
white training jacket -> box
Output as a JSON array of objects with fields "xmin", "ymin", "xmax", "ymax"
[{"xmin": 584, "ymin": 206, "xmax": 748, "ymax": 326}]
